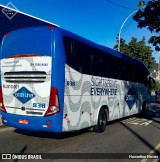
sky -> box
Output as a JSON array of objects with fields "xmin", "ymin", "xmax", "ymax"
[{"xmin": 0, "ymin": 0, "xmax": 159, "ymax": 63}]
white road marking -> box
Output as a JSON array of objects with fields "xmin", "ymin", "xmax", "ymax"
[{"xmin": 122, "ymin": 117, "xmax": 152, "ymax": 126}]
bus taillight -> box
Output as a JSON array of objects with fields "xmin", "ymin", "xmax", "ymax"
[
  {"xmin": 45, "ymin": 87, "xmax": 60, "ymax": 116},
  {"xmin": 0, "ymin": 87, "xmax": 6, "ymax": 112}
]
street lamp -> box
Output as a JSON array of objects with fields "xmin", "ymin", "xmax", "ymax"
[
  {"xmin": 150, "ymin": 70, "xmax": 157, "ymax": 79},
  {"xmin": 118, "ymin": 10, "xmax": 138, "ymax": 52}
]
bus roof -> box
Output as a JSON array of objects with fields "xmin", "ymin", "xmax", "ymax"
[{"xmin": 0, "ymin": 4, "xmax": 59, "ymax": 43}]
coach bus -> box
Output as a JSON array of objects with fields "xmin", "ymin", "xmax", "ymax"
[{"xmin": 0, "ymin": 26, "xmax": 151, "ymax": 133}]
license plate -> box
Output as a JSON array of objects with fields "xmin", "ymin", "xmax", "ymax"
[{"xmin": 19, "ymin": 119, "xmax": 29, "ymax": 124}]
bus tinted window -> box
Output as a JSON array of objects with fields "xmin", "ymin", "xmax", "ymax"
[
  {"xmin": 90, "ymin": 49, "xmax": 108, "ymax": 77},
  {"xmin": 63, "ymin": 37, "xmax": 91, "ymax": 74},
  {"xmin": 63, "ymin": 36, "xmax": 148, "ymax": 85},
  {"xmin": 107, "ymin": 54, "xmax": 122, "ymax": 80}
]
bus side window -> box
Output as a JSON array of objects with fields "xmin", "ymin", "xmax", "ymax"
[
  {"xmin": 74, "ymin": 40, "xmax": 93, "ymax": 74},
  {"xmin": 64, "ymin": 36, "xmax": 93, "ymax": 74},
  {"xmin": 90, "ymin": 49, "xmax": 107, "ymax": 77},
  {"xmin": 64, "ymin": 37, "xmax": 83, "ymax": 73},
  {"xmin": 121, "ymin": 60, "xmax": 127, "ymax": 81},
  {"xmin": 82, "ymin": 46, "xmax": 91, "ymax": 75},
  {"xmin": 108, "ymin": 54, "xmax": 121, "ymax": 80},
  {"xmin": 64, "ymin": 37, "xmax": 74, "ymax": 68},
  {"xmin": 130, "ymin": 62, "xmax": 137, "ymax": 82},
  {"xmin": 125, "ymin": 61, "xmax": 133, "ymax": 82},
  {"xmin": 73, "ymin": 40, "xmax": 83, "ymax": 73}
]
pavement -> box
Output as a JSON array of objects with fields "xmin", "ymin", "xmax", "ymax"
[{"xmin": 151, "ymin": 102, "xmax": 160, "ymax": 112}]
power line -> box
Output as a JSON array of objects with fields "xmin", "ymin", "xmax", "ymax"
[
  {"xmin": 105, "ymin": 0, "xmax": 138, "ymax": 11},
  {"xmin": 153, "ymin": 51, "xmax": 159, "ymax": 56}
]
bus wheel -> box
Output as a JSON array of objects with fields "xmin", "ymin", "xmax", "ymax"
[
  {"xmin": 141, "ymin": 102, "xmax": 146, "ymax": 114},
  {"xmin": 93, "ymin": 108, "xmax": 108, "ymax": 133}
]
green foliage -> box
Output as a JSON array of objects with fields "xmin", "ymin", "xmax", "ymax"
[
  {"xmin": 151, "ymin": 80, "xmax": 160, "ymax": 92},
  {"xmin": 114, "ymin": 36, "xmax": 155, "ymax": 70},
  {"xmin": 133, "ymin": 0, "xmax": 160, "ymax": 51},
  {"xmin": 149, "ymin": 62, "xmax": 158, "ymax": 73},
  {"xmin": 137, "ymin": 1, "xmax": 145, "ymax": 6}
]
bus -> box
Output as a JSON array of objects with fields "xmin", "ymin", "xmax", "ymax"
[{"xmin": 0, "ymin": 26, "xmax": 151, "ymax": 133}]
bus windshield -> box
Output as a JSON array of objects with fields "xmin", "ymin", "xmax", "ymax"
[{"xmin": 1, "ymin": 26, "xmax": 53, "ymax": 58}]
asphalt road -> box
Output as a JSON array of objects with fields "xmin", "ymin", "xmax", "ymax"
[{"xmin": 0, "ymin": 104, "xmax": 160, "ymax": 162}]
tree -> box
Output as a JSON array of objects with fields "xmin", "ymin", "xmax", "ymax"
[
  {"xmin": 114, "ymin": 36, "xmax": 129, "ymax": 54},
  {"xmin": 133, "ymin": 0, "xmax": 160, "ymax": 51},
  {"xmin": 114, "ymin": 36, "xmax": 155, "ymax": 70},
  {"xmin": 151, "ymin": 80, "xmax": 160, "ymax": 92},
  {"xmin": 150, "ymin": 61, "xmax": 158, "ymax": 73}
]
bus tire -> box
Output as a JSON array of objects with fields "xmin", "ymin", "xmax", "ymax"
[
  {"xmin": 93, "ymin": 108, "xmax": 108, "ymax": 133},
  {"xmin": 141, "ymin": 101, "xmax": 146, "ymax": 114},
  {"xmin": 139, "ymin": 101, "xmax": 146, "ymax": 117}
]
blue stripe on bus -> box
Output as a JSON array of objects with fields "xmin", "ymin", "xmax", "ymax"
[{"xmin": 50, "ymin": 28, "xmax": 65, "ymax": 132}]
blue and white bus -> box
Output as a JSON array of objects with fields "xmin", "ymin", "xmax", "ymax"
[{"xmin": 0, "ymin": 26, "xmax": 151, "ymax": 133}]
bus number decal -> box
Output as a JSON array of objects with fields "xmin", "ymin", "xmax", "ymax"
[
  {"xmin": 66, "ymin": 81, "xmax": 75, "ymax": 86},
  {"xmin": 33, "ymin": 103, "xmax": 46, "ymax": 108}
]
